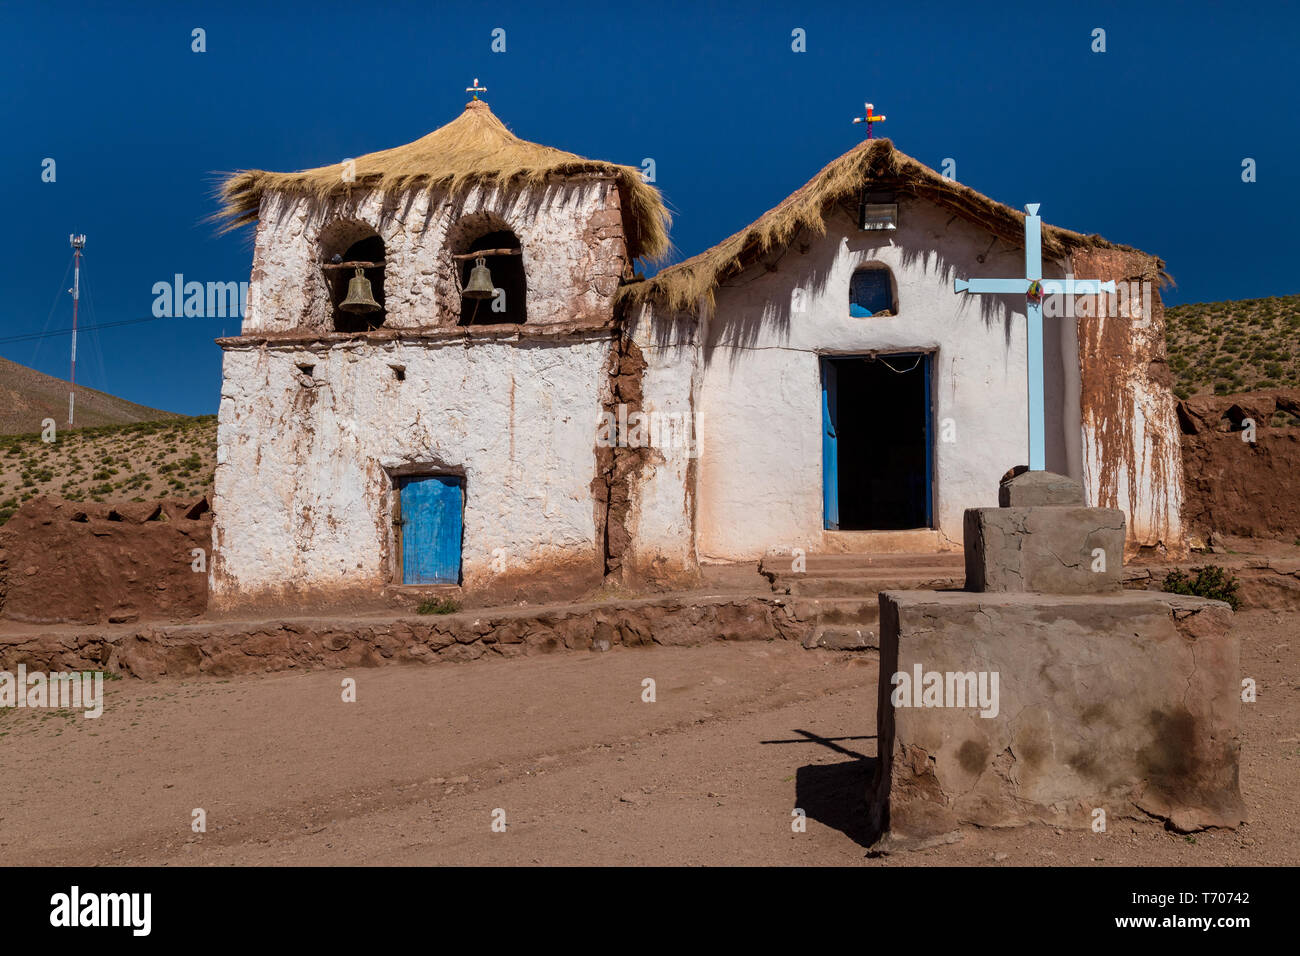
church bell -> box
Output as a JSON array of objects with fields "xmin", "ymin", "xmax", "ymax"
[
  {"xmin": 339, "ymin": 266, "xmax": 381, "ymax": 313},
  {"xmin": 462, "ymin": 256, "xmax": 496, "ymax": 299}
]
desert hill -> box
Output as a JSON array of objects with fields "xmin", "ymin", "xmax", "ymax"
[
  {"xmin": 0, "ymin": 416, "xmax": 216, "ymax": 524},
  {"xmin": 1165, "ymin": 293, "xmax": 1300, "ymax": 398},
  {"xmin": 0, "ymin": 354, "xmax": 181, "ymax": 435}
]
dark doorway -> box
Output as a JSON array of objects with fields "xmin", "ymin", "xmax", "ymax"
[{"xmin": 821, "ymin": 353, "xmax": 932, "ymax": 530}]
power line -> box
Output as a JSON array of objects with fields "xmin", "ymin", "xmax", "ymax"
[{"xmin": 0, "ymin": 314, "xmax": 168, "ymax": 346}]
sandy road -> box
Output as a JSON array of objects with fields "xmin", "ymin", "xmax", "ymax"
[{"xmin": 0, "ymin": 609, "xmax": 1296, "ymax": 866}]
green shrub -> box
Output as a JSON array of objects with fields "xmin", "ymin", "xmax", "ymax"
[
  {"xmin": 416, "ymin": 597, "xmax": 460, "ymax": 615},
  {"xmin": 1162, "ymin": 566, "xmax": 1241, "ymax": 610}
]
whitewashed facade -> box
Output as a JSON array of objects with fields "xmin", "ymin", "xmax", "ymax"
[{"xmin": 212, "ymin": 135, "xmax": 1183, "ymax": 608}]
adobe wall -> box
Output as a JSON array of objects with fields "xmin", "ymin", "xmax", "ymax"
[
  {"xmin": 1072, "ymin": 247, "xmax": 1185, "ymax": 555},
  {"xmin": 0, "ymin": 497, "xmax": 210, "ymax": 625},
  {"xmin": 617, "ymin": 307, "xmax": 701, "ymax": 585},
  {"xmin": 1178, "ymin": 388, "xmax": 1300, "ymax": 542},
  {"xmin": 209, "ymin": 334, "xmax": 612, "ymax": 609}
]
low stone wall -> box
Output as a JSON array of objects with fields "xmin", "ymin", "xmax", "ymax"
[
  {"xmin": 0, "ymin": 594, "xmax": 811, "ymax": 679},
  {"xmin": 1125, "ymin": 557, "xmax": 1300, "ymax": 610}
]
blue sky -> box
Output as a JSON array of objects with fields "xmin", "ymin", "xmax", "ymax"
[{"xmin": 2, "ymin": 0, "xmax": 1296, "ymax": 416}]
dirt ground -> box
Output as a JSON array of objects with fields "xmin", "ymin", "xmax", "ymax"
[{"xmin": 0, "ymin": 607, "xmax": 1295, "ymax": 867}]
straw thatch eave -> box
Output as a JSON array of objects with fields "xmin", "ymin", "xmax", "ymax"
[
  {"xmin": 215, "ymin": 100, "xmax": 671, "ymax": 263},
  {"xmin": 616, "ymin": 138, "xmax": 1161, "ymax": 313}
]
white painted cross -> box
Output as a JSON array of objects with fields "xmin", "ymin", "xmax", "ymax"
[{"xmin": 955, "ymin": 203, "xmax": 1115, "ymax": 471}]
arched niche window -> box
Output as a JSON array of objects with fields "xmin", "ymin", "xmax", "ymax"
[
  {"xmin": 453, "ymin": 225, "xmax": 526, "ymax": 326},
  {"xmin": 849, "ymin": 265, "xmax": 898, "ymax": 318},
  {"xmin": 319, "ymin": 220, "xmax": 386, "ymax": 333}
]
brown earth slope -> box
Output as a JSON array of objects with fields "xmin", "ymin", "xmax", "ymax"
[{"xmin": 0, "ymin": 355, "xmax": 181, "ymax": 434}]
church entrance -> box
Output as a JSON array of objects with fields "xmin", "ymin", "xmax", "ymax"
[{"xmin": 821, "ymin": 353, "xmax": 933, "ymax": 531}]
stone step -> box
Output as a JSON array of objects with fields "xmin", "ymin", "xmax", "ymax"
[
  {"xmin": 769, "ymin": 564, "xmax": 964, "ymax": 581},
  {"xmin": 823, "ymin": 529, "xmax": 942, "ymax": 553},
  {"xmin": 761, "ymin": 551, "xmax": 964, "ymax": 576},
  {"xmin": 804, "ymin": 624, "xmax": 880, "ymax": 651},
  {"xmin": 777, "ymin": 571, "xmax": 965, "ymax": 597},
  {"xmin": 786, "ymin": 596, "xmax": 880, "ymax": 626}
]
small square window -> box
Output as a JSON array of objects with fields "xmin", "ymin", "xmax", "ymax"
[
  {"xmin": 860, "ymin": 203, "xmax": 898, "ymax": 231},
  {"xmin": 859, "ymin": 189, "xmax": 898, "ymax": 231}
]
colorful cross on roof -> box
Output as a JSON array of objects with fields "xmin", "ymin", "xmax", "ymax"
[
  {"xmin": 954, "ymin": 204, "xmax": 1117, "ymax": 471},
  {"xmin": 466, "ymin": 78, "xmax": 487, "ymax": 99},
  {"xmin": 852, "ymin": 102, "xmax": 887, "ymax": 139}
]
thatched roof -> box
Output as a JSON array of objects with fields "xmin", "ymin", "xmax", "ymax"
[
  {"xmin": 217, "ymin": 100, "xmax": 671, "ymax": 262},
  {"xmin": 618, "ymin": 138, "xmax": 1156, "ymax": 312}
]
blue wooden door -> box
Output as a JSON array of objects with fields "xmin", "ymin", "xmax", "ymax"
[
  {"xmin": 821, "ymin": 359, "xmax": 839, "ymax": 530},
  {"xmin": 399, "ymin": 476, "xmax": 463, "ymax": 585}
]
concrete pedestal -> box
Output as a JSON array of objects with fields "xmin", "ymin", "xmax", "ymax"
[
  {"xmin": 964, "ymin": 506, "xmax": 1126, "ymax": 594},
  {"xmin": 868, "ymin": 590, "xmax": 1245, "ymax": 849},
  {"xmin": 867, "ymin": 471, "xmax": 1244, "ymax": 850}
]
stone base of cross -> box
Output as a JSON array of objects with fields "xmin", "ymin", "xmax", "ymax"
[{"xmin": 955, "ymin": 204, "xmax": 1115, "ymax": 471}]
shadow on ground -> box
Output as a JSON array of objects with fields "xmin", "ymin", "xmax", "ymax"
[{"xmin": 763, "ymin": 728, "xmax": 878, "ymax": 848}]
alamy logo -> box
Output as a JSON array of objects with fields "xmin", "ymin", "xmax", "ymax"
[
  {"xmin": 0, "ymin": 666, "xmax": 103, "ymax": 718},
  {"xmin": 890, "ymin": 664, "xmax": 1000, "ymax": 718},
  {"xmin": 596, "ymin": 403, "xmax": 700, "ymax": 458},
  {"xmin": 152, "ymin": 274, "xmax": 248, "ymax": 318},
  {"xmin": 1041, "ymin": 275, "xmax": 1154, "ymax": 326},
  {"xmin": 50, "ymin": 886, "xmax": 151, "ymax": 936}
]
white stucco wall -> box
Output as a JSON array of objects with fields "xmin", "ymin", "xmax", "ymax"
[
  {"xmin": 244, "ymin": 176, "xmax": 628, "ymax": 333},
  {"xmin": 688, "ymin": 199, "xmax": 1078, "ymax": 561},
  {"xmin": 211, "ymin": 172, "xmax": 633, "ymax": 604},
  {"xmin": 210, "ymin": 335, "xmax": 611, "ymax": 605}
]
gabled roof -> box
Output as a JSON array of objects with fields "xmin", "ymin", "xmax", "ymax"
[
  {"xmin": 618, "ymin": 138, "xmax": 1156, "ymax": 312},
  {"xmin": 217, "ymin": 100, "xmax": 671, "ymax": 262}
]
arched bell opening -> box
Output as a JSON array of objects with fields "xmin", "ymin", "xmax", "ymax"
[
  {"xmin": 319, "ymin": 221, "xmax": 387, "ymax": 333},
  {"xmin": 454, "ymin": 228, "xmax": 526, "ymax": 326}
]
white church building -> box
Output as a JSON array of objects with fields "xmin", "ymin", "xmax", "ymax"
[{"xmin": 209, "ymin": 97, "xmax": 1184, "ymax": 609}]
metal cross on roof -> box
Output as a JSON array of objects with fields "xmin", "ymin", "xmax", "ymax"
[
  {"xmin": 954, "ymin": 203, "xmax": 1116, "ymax": 471},
  {"xmin": 466, "ymin": 78, "xmax": 487, "ymax": 99},
  {"xmin": 852, "ymin": 102, "xmax": 887, "ymax": 139}
]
